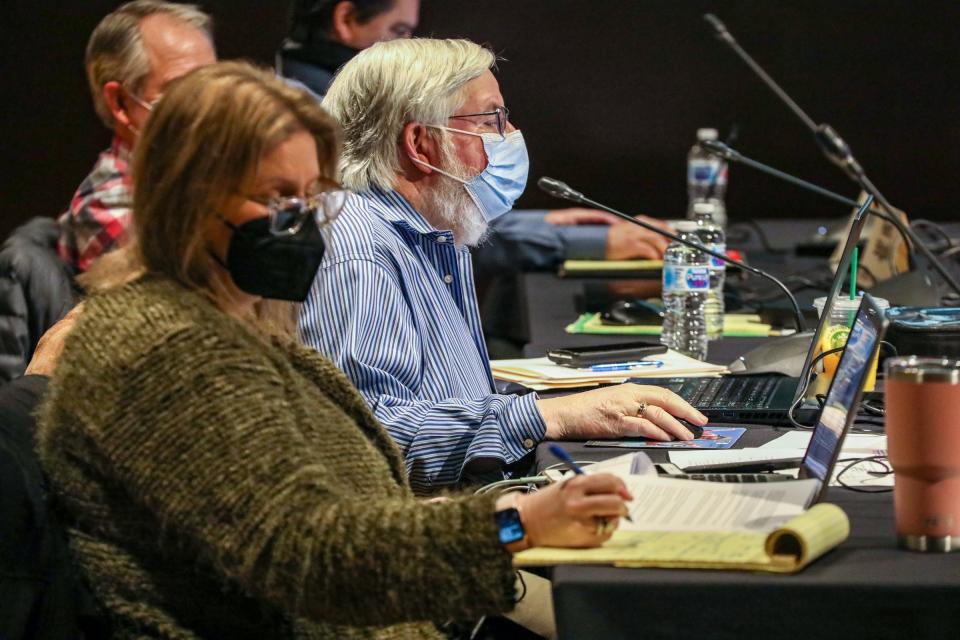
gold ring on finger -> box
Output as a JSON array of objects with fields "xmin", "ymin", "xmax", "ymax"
[
  {"xmin": 636, "ymin": 401, "xmax": 647, "ymax": 418},
  {"xmin": 594, "ymin": 517, "xmax": 613, "ymax": 536}
]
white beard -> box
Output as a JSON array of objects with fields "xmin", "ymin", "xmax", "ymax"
[{"xmin": 419, "ymin": 140, "xmax": 489, "ymax": 247}]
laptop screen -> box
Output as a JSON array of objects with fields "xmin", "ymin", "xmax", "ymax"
[
  {"xmin": 791, "ymin": 195, "xmax": 874, "ymax": 403},
  {"xmin": 801, "ymin": 293, "xmax": 887, "ymax": 486}
]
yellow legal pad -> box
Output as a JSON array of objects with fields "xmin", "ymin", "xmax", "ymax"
[
  {"xmin": 513, "ymin": 503, "xmax": 849, "ymax": 574},
  {"xmin": 559, "ymin": 259, "xmax": 664, "ymax": 278}
]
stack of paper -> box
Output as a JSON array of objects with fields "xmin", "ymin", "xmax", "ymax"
[
  {"xmin": 491, "ymin": 352, "xmax": 727, "ymax": 390},
  {"xmin": 667, "ymin": 432, "xmax": 891, "ymax": 488}
]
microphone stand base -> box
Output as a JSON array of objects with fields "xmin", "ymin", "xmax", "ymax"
[{"xmin": 868, "ymin": 269, "xmax": 943, "ymax": 307}]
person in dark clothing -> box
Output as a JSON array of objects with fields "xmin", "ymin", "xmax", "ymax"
[
  {"xmin": 277, "ymin": 0, "xmax": 419, "ymax": 98},
  {"xmin": 0, "ymin": 219, "xmax": 78, "ymax": 383},
  {"xmin": 0, "ymin": 306, "xmax": 97, "ymax": 639},
  {"xmin": 0, "ymin": 374, "xmax": 75, "ymax": 640}
]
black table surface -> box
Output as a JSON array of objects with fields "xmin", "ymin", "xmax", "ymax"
[
  {"xmin": 509, "ymin": 219, "xmax": 960, "ymax": 639},
  {"xmin": 533, "ymin": 437, "xmax": 960, "ymax": 640}
]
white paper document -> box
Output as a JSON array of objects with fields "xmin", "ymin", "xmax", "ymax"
[
  {"xmin": 758, "ymin": 431, "xmax": 886, "ymax": 454},
  {"xmin": 667, "ymin": 432, "xmax": 889, "ymax": 487},
  {"xmin": 828, "ymin": 458, "xmax": 894, "ymax": 488},
  {"xmin": 585, "ymin": 452, "xmax": 658, "ymax": 478},
  {"xmin": 758, "ymin": 431, "xmax": 812, "ymax": 450},
  {"xmin": 490, "ymin": 351, "xmax": 727, "ymax": 390},
  {"xmin": 668, "ymin": 448, "xmax": 803, "ymax": 470},
  {"xmin": 620, "ymin": 476, "xmax": 820, "ymax": 533}
]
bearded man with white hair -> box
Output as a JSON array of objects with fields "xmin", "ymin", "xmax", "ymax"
[{"xmin": 300, "ymin": 38, "xmax": 707, "ymax": 492}]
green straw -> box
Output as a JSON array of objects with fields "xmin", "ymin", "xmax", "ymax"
[
  {"xmin": 850, "ymin": 246, "xmax": 858, "ymax": 301},
  {"xmin": 848, "ymin": 246, "xmax": 858, "ymax": 326}
]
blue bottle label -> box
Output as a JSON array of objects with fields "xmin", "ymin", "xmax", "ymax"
[
  {"xmin": 710, "ymin": 243, "xmax": 726, "ymax": 269},
  {"xmin": 665, "ymin": 266, "xmax": 711, "ymax": 291}
]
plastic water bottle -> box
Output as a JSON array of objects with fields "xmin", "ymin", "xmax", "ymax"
[
  {"xmin": 686, "ymin": 128, "xmax": 728, "ymax": 228},
  {"xmin": 660, "ymin": 221, "xmax": 709, "ymax": 360},
  {"xmin": 691, "ymin": 201, "xmax": 726, "ymax": 340}
]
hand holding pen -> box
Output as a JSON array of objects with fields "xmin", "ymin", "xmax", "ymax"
[{"xmin": 549, "ymin": 444, "xmax": 634, "ymax": 523}]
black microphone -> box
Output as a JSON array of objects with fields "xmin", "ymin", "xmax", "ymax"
[
  {"xmin": 703, "ymin": 13, "xmax": 960, "ymax": 299},
  {"xmin": 537, "ymin": 176, "xmax": 807, "ymax": 332},
  {"xmin": 703, "ymin": 13, "xmax": 734, "ymax": 45},
  {"xmin": 703, "ymin": 14, "xmax": 861, "ymax": 174},
  {"xmin": 537, "ymin": 177, "xmax": 586, "ymax": 204},
  {"xmin": 702, "ymin": 13, "xmax": 818, "ymax": 134}
]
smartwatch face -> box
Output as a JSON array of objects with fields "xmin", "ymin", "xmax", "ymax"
[{"xmin": 495, "ymin": 507, "xmax": 525, "ymax": 545}]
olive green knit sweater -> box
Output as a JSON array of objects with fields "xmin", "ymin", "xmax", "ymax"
[{"xmin": 36, "ymin": 276, "xmax": 517, "ymax": 639}]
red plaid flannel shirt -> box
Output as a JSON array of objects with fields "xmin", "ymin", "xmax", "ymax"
[{"xmin": 58, "ymin": 136, "xmax": 134, "ymax": 273}]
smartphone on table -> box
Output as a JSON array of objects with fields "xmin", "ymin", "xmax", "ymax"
[{"xmin": 546, "ymin": 341, "xmax": 667, "ymax": 368}]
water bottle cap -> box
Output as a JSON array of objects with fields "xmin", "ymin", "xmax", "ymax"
[
  {"xmin": 696, "ymin": 128, "xmax": 719, "ymax": 141},
  {"xmin": 692, "ymin": 201, "xmax": 716, "ymax": 215}
]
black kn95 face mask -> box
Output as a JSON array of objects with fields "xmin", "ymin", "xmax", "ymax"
[{"xmin": 218, "ymin": 213, "xmax": 326, "ymax": 302}]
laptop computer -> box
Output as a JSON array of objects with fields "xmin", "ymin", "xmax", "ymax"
[
  {"xmin": 633, "ymin": 196, "xmax": 874, "ymax": 425},
  {"xmin": 661, "ymin": 293, "xmax": 889, "ymax": 500}
]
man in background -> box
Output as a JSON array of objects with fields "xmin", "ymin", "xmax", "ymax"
[
  {"xmin": 57, "ymin": 0, "xmax": 216, "ymax": 273},
  {"xmin": 277, "ymin": 0, "xmax": 419, "ymax": 96}
]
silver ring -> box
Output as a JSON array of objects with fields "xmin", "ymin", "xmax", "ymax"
[{"xmin": 636, "ymin": 401, "xmax": 647, "ymax": 419}]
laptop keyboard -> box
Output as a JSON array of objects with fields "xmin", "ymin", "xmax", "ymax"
[
  {"xmin": 672, "ymin": 473, "xmax": 791, "ymax": 483},
  {"xmin": 679, "ymin": 376, "xmax": 781, "ymax": 410}
]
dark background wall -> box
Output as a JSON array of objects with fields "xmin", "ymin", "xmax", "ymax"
[{"xmin": 4, "ymin": 0, "xmax": 958, "ymax": 242}]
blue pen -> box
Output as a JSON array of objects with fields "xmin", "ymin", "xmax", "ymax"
[
  {"xmin": 548, "ymin": 444, "xmax": 633, "ymax": 522},
  {"xmin": 590, "ymin": 360, "xmax": 663, "ymax": 372}
]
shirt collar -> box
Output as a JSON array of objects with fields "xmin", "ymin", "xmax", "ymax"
[
  {"xmin": 363, "ymin": 187, "xmax": 457, "ymax": 243},
  {"xmin": 110, "ymin": 135, "xmax": 133, "ymax": 165}
]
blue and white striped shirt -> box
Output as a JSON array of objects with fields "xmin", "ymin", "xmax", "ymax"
[{"xmin": 299, "ymin": 188, "xmax": 546, "ymax": 492}]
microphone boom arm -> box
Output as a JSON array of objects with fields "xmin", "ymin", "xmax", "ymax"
[
  {"xmin": 704, "ymin": 13, "xmax": 960, "ymax": 299},
  {"xmin": 702, "ymin": 141, "xmax": 960, "ymax": 298},
  {"xmin": 703, "ymin": 13, "xmax": 818, "ymax": 133}
]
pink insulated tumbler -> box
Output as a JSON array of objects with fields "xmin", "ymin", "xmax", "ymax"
[{"xmin": 886, "ymin": 357, "xmax": 960, "ymax": 552}]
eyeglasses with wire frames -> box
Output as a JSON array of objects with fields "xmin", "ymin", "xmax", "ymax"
[
  {"xmin": 122, "ymin": 83, "xmax": 161, "ymax": 112},
  {"xmin": 247, "ymin": 187, "xmax": 350, "ymax": 236},
  {"xmin": 448, "ymin": 106, "xmax": 511, "ymax": 139}
]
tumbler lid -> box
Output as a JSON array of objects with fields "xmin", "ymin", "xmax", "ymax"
[{"xmin": 886, "ymin": 356, "xmax": 960, "ymax": 384}]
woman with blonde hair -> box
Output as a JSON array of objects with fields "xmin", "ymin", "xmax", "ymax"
[{"xmin": 36, "ymin": 61, "xmax": 631, "ymax": 639}]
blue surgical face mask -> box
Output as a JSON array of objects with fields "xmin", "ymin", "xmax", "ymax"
[{"xmin": 409, "ymin": 126, "xmax": 529, "ymax": 222}]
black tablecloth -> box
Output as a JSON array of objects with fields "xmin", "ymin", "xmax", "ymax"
[
  {"xmin": 509, "ymin": 219, "xmax": 960, "ymax": 638},
  {"xmin": 534, "ymin": 439, "xmax": 960, "ymax": 640}
]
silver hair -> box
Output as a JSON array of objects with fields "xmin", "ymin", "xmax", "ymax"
[
  {"xmin": 322, "ymin": 38, "xmax": 495, "ymax": 192},
  {"xmin": 86, "ymin": 1, "xmax": 213, "ymax": 129}
]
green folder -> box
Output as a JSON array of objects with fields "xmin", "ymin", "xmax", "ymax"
[{"xmin": 566, "ymin": 312, "xmax": 781, "ymax": 338}]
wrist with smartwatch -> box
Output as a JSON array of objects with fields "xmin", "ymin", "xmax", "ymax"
[{"xmin": 494, "ymin": 493, "xmax": 531, "ymax": 553}]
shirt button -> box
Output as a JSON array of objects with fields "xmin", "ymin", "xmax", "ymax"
[
  {"xmin": 443, "ymin": 274, "xmax": 454, "ymax": 284},
  {"xmin": 436, "ymin": 235, "xmax": 447, "ymax": 243},
  {"xmin": 523, "ymin": 438, "xmax": 536, "ymax": 450}
]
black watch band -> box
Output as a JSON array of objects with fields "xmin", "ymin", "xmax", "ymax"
[{"xmin": 494, "ymin": 502, "xmax": 530, "ymax": 552}]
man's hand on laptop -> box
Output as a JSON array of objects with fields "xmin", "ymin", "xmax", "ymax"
[{"xmin": 537, "ymin": 384, "xmax": 708, "ymax": 441}]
